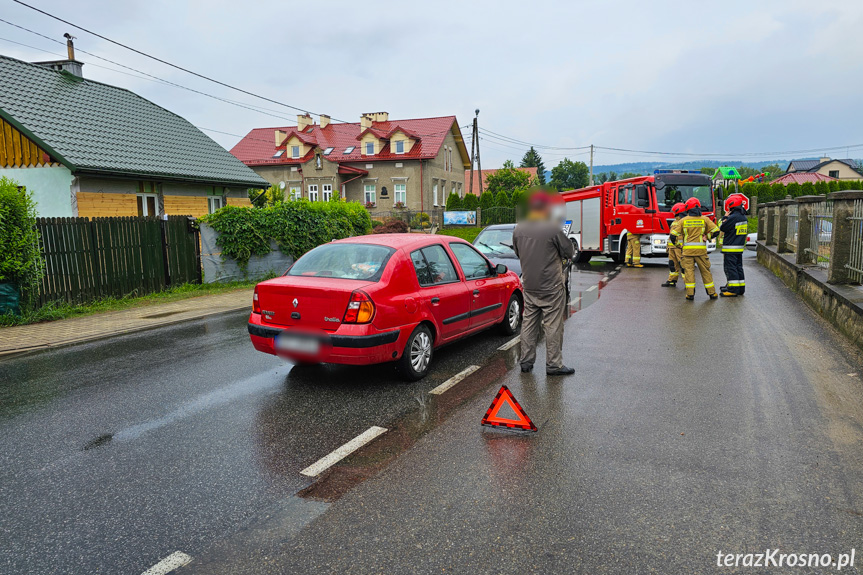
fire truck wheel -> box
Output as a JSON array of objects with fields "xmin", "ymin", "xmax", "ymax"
[{"xmin": 572, "ymin": 239, "xmax": 592, "ymax": 263}]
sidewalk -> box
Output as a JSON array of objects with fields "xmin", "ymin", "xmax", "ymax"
[{"xmin": 0, "ymin": 288, "xmax": 253, "ymax": 358}]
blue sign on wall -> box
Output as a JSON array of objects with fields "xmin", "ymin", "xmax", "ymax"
[{"xmin": 443, "ymin": 211, "xmax": 477, "ymax": 225}]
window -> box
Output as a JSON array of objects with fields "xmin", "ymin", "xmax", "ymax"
[
  {"xmin": 829, "ymin": 170, "xmax": 840, "ymax": 179},
  {"xmin": 288, "ymin": 243, "xmax": 394, "ymax": 281},
  {"xmin": 410, "ymin": 245, "xmax": 459, "ymax": 286},
  {"xmin": 365, "ymin": 142, "xmax": 375, "ymax": 155},
  {"xmin": 395, "ymin": 140, "xmax": 405, "ymax": 154},
  {"xmin": 433, "ymin": 182, "xmax": 439, "ymax": 206},
  {"xmin": 322, "ymin": 184, "xmax": 333, "ymax": 202},
  {"xmin": 394, "ymin": 183, "xmax": 406, "ymax": 204},
  {"xmin": 291, "ymin": 145, "xmax": 300, "ymax": 159},
  {"xmin": 344, "ymin": 146, "xmax": 355, "ymax": 154},
  {"xmin": 364, "ymin": 184, "xmax": 376, "ymax": 205},
  {"xmin": 444, "ymin": 148, "xmax": 449, "ymax": 171},
  {"xmin": 323, "ymin": 147, "xmax": 334, "ymax": 155},
  {"xmin": 617, "ymin": 186, "xmax": 633, "ymax": 205},
  {"xmin": 308, "ymin": 184, "xmax": 319, "ymax": 201},
  {"xmin": 450, "ymin": 243, "xmax": 492, "ymax": 279},
  {"xmin": 208, "ymin": 196, "xmax": 223, "ymax": 214},
  {"xmin": 289, "ymin": 186, "xmax": 301, "ymax": 201},
  {"xmin": 273, "ymin": 150, "xmax": 284, "ymax": 158},
  {"xmin": 315, "ymin": 154, "xmax": 322, "ymax": 169},
  {"xmin": 137, "ymin": 193, "xmax": 158, "ymax": 217}
]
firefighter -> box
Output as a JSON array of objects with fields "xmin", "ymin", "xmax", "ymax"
[
  {"xmin": 625, "ymin": 232, "xmax": 643, "ymax": 267},
  {"xmin": 668, "ymin": 197, "xmax": 720, "ymax": 301},
  {"xmin": 719, "ymin": 193, "xmax": 748, "ymax": 297},
  {"xmin": 661, "ymin": 202, "xmax": 686, "ymax": 287}
]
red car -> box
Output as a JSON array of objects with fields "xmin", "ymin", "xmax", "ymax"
[{"xmin": 248, "ymin": 234, "xmax": 523, "ymax": 380}]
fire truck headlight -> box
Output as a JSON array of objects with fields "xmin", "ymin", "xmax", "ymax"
[{"xmin": 653, "ymin": 239, "xmax": 664, "ymax": 245}]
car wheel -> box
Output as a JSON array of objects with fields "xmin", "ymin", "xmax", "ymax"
[
  {"xmin": 499, "ymin": 293, "xmax": 522, "ymax": 335},
  {"xmin": 397, "ymin": 324, "xmax": 434, "ymax": 381}
]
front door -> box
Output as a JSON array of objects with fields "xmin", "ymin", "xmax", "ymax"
[{"xmin": 448, "ymin": 242, "xmax": 504, "ymax": 328}]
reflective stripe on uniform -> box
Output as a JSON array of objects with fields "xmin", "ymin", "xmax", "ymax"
[
  {"xmin": 728, "ymin": 281, "xmax": 746, "ymax": 286},
  {"xmin": 683, "ymin": 244, "xmax": 706, "ymax": 249},
  {"xmin": 722, "ymin": 247, "xmax": 745, "ymax": 252},
  {"xmin": 669, "ymin": 272, "xmax": 679, "ymax": 278},
  {"xmin": 685, "ymin": 283, "xmax": 696, "ymax": 288},
  {"xmin": 704, "ymin": 282, "xmax": 714, "ymax": 289}
]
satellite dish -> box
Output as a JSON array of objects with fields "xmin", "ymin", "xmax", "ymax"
[{"xmin": 279, "ymin": 181, "xmax": 286, "ymax": 190}]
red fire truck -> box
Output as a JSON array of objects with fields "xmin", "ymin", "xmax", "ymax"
[{"xmin": 559, "ymin": 169, "xmax": 718, "ymax": 263}]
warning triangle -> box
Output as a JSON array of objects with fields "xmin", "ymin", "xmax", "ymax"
[{"xmin": 481, "ymin": 385, "xmax": 537, "ymax": 432}]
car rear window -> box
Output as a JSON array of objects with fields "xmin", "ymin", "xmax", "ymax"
[{"xmin": 287, "ymin": 243, "xmax": 394, "ymax": 280}]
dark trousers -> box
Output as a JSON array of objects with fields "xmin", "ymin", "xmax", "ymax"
[{"xmin": 723, "ymin": 252, "xmax": 745, "ymax": 294}]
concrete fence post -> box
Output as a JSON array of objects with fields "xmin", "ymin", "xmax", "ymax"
[
  {"xmin": 777, "ymin": 199, "xmax": 794, "ymax": 253},
  {"xmin": 764, "ymin": 202, "xmax": 777, "ymax": 246},
  {"xmin": 826, "ymin": 191, "xmax": 863, "ymax": 284},
  {"xmin": 750, "ymin": 196, "xmax": 758, "ymax": 216},
  {"xmin": 796, "ymin": 196, "xmax": 823, "ymax": 265},
  {"xmin": 757, "ymin": 206, "xmax": 765, "ymax": 239}
]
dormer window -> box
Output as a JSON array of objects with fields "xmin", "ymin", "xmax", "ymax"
[
  {"xmin": 344, "ymin": 146, "xmax": 355, "ymax": 154},
  {"xmin": 273, "ymin": 150, "xmax": 284, "ymax": 158},
  {"xmin": 323, "ymin": 147, "xmax": 334, "ymax": 155},
  {"xmin": 365, "ymin": 142, "xmax": 375, "ymax": 155},
  {"xmin": 395, "ymin": 140, "xmax": 404, "ymax": 154},
  {"xmin": 291, "ymin": 145, "xmax": 300, "ymax": 159}
]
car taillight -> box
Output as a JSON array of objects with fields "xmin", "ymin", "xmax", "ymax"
[
  {"xmin": 343, "ymin": 290, "xmax": 375, "ymax": 324},
  {"xmin": 253, "ymin": 287, "xmax": 261, "ymax": 314}
]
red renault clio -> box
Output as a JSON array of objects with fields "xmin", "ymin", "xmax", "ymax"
[{"xmin": 248, "ymin": 234, "xmax": 523, "ymax": 380}]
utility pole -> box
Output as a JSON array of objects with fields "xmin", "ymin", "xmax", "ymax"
[
  {"xmin": 469, "ymin": 109, "xmax": 483, "ymax": 196},
  {"xmin": 589, "ymin": 144, "xmax": 594, "ymax": 186}
]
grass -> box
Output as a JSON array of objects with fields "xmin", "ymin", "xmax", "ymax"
[
  {"xmin": 748, "ymin": 217, "xmax": 758, "ymax": 233},
  {"xmin": 436, "ymin": 227, "xmax": 482, "ymax": 243},
  {"xmin": 0, "ymin": 279, "xmax": 263, "ymax": 327}
]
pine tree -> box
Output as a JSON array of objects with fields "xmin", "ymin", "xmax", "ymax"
[
  {"xmin": 462, "ymin": 193, "xmax": 479, "ymax": 210},
  {"xmin": 445, "ymin": 191, "xmax": 463, "ymax": 210},
  {"xmin": 479, "ymin": 190, "xmax": 495, "ymax": 211},
  {"xmin": 520, "ymin": 147, "xmax": 546, "ymax": 184}
]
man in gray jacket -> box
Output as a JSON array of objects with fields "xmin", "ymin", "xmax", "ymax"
[{"xmin": 512, "ymin": 192, "xmax": 576, "ymax": 376}]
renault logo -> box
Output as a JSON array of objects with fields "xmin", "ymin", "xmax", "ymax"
[{"xmin": 292, "ymin": 298, "xmax": 299, "ymax": 308}]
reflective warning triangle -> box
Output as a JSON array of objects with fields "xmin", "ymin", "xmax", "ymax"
[{"xmin": 481, "ymin": 385, "xmax": 537, "ymax": 432}]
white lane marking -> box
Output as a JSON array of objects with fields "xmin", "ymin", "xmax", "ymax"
[
  {"xmin": 498, "ymin": 336, "xmax": 521, "ymax": 351},
  {"xmin": 569, "ymin": 296, "xmax": 581, "ymax": 306},
  {"xmin": 141, "ymin": 551, "xmax": 193, "ymax": 575},
  {"xmin": 601, "ymin": 275, "xmax": 610, "ymax": 282},
  {"xmin": 300, "ymin": 426, "xmax": 388, "ymax": 477},
  {"xmin": 586, "ymin": 285, "xmax": 597, "ymax": 292},
  {"xmin": 429, "ymin": 365, "xmax": 481, "ymax": 395}
]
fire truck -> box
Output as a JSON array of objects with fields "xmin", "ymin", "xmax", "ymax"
[{"xmin": 559, "ymin": 169, "xmax": 718, "ymax": 263}]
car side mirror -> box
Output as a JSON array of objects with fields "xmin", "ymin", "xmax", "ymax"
[{"xmin": 495, "ymin": 263, "xmax": 508, "ymax": 275}]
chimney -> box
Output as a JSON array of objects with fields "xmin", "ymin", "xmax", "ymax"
[
  {"xmin": 820, "ymin": 156, "xmax": 831, "ymax": 163},
  {"xmin": 373, "ymin": 112, "xmax": 389, "ymax": 122},
  {"xmin": 360, "ymin": 114, "xmax": 373, "ymax": 129},
  {"xmin": 297, "ymin": 114, "xmax": 313, "ymax": 131},
  {"xmin": 320, "ymin": 114, "xmax": 330, "ymax": 129},
  {"xmin": 34, "ymin": 32, "xmax": 84, "ymax": 78},
  {"xmin": 275, "ymin": 129, "xmax": 287, "ymax": 146}
]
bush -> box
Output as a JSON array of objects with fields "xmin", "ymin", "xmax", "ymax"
[
  {"xmin": 813, "ymin": 181, "xmax": 829, "ymax": 195},
  {"xmin": 200, "ymin": 200, "xmax": 372, "ymax": 272},
  {"xmin": 371, "ymin": 219, "xmax": 384, "ymax": 229},
  {"xmin": 410, "ymin": 212, "xmax": 431, "ymax": 229},
  {"xmin": 800, "ymin": 182, "xmax": 815, "ymax": 196},
  {"xmin": 494, "ymin": 191, "xmax": 511, "ymax": 207},
  {"xmin": 850, "ymin": 180, "xmax": 863, "ymax": 190},
  {"xmin": 839, "ymin": 180, "xmax": 852, "ymax": 191},
  {"xmin": 755, "ymin": 182, "xmax": 771, "ymax": 203},
  {"xmin": 741, "ymin": 182, "xmax": 757, "ymax": 200},
  {"xmin": 479, "ymin": 190, "xmax": 495, "ymax": 211},
  {"xmin": 462, "ymin": 193, "xmax": 479, "ymax": 210},
  {"xmin": 372, "ymin": 219, "xmax": 409, "ymax": 234},
  {"xmin": 786, "ymin": 182, "xmax": 801, "ymax": 197},
  {"xmin": 828, "ymin": 180, "xmax": 840, "ymax": 193},
  {"xmin": 445, "ymin": 191, "xmax": 462, "ymax": 210},
  {"xmin": 771, "ymin": 182, "xmax": 786, "ymax": 201},
  {"xmin": 0, "ymin": 178, "xmax": 44, "ymax": 312}
]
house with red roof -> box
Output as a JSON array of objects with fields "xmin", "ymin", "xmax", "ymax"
[
  {"xmin": 770, "ymin": 172, "xmax": 838, "ymax": 186},
  {"xmin": 785, "ymin": 157, "xmax": 863, "ymax": 181},
  {"xmin": 463, "ymin": 167, "xmax": 539, "ymax": 196},
  {"xmin": 231, "ymin": 112, "xmax": 470, "ymax": 213}
]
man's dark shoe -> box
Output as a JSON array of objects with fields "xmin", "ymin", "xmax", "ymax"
[
  {"xmin": 661, "ymin": 281, "xmax": 676, "ymax": 287},
  {"xmin": 546, "ymin": 366, "xmax": 575, "ymax": 376},
  {"xmin": 685, "ymin": 295, "xmax": 695, "ymax": 301},
  {"xmin": 520, "ymin": 364, "xmax": 533, "ymax": 373},
  {"xmin": 708, "ymin": 294, "xmax": 719, "ymax": 300}
]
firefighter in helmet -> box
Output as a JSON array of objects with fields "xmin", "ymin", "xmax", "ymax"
[
  {"xmin": 668, "ymin": 197, "xmax": 720, "ymax": 300},
  {"xmin": 661, "ymin": 202, "xmax": 687, "ymax": 287},
  {"xmin": 719, "ymin": 193, "xmax": 748, "ymax": 297}
]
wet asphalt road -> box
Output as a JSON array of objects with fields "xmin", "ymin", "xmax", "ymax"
[
  {"xmin": 179, "ymin": 251, "xmax": 863, "ymax": 575},
  {"xmin": 0, "ymin": 261, "xmax": 615, "ymax": 574}
]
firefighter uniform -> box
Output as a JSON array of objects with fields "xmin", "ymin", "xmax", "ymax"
[
  {"xmin": 720, "ymin": 206, "xmax": 748, "ymax": 295},
  {"xmin": 670, "ymin": 212, "xmax": 720, "ymax": 299},
  {"xmin": 626, "ymin": 234, "xmax": 642, "ymax": 267},
  {"xmin": 664, "ymin": 217, "xmax": 684, "ymax": 286}
]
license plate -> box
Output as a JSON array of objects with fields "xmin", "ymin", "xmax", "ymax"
[{"xmin": 276, "ymin": 334, "xmax": 320, "ymax": 354}]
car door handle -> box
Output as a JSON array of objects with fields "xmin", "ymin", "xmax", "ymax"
[
  {"xmin": 473, "ymin": 289, "xmax": 480, "ymax": 296},
  {"xmin": 431, "ymin": 297, "xmax": 440, "ymax": 304}
]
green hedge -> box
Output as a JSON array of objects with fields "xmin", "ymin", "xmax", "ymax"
[
  {"xmin": 0, "ymin": 177, "xmax": 44, "ymax": 312},
  {"xmin": 200, "ymin": 200, "xmax": 372, "ymax": 271}
]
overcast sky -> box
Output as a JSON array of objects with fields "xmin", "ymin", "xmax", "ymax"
[{"xmin": 2, "ymin": 0, "xmax": 862, "ymax": 169}]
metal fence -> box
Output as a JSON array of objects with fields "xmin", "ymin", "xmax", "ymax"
[
  {"xmin": 480, "ymin": 206, "xmax": 517, "ymax": 226},
  {"xmin": 805, "ymin": 201, "xmax": 833, "ymax": 268},
  {"xmin": 847, "ymin": 199, "xmax": 863, "ymax": 283},
  {"xmin": 785, "ymin": 203, "xmax": 799, "ymax": 253}
]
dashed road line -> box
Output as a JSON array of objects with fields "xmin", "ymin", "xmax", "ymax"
[
  {"xmin": 300, "ymin": 426, "xmax": 388, "ymax": 477},
  {"xmin": 429, "ymin": 365, "xmax": 481, "ymax": 395},
  {"xmin": 569, "ymin": 296, "xmax": 582, "ymax": 306},
  {"xmin": 498, "ymin": 336, "xmax": 521, "ymax": 351},
  {"xmin": 141, "ymin": 551, "xmax": 193, "ymax": 575},
  {"xmin": 586, "ymin": 285, "xmax": 597, "ymax": 292}
]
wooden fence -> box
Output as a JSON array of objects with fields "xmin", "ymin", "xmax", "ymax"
[{"xmin": 35, "ymin": 216, "xmax": 201, "ymax": 305}]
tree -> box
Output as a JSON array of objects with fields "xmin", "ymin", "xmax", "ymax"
[
  {"xmin": 619, "ymin": 172, "xmax": 641, "ymax": 179},
  {"xmin": 738, "ymin": 166, "xmax": 761, "ymax": 180},
  {"xmin": 494, "ymin": 191, "xmax": 511, "ymax": 207},
  {"xmin": 462, "ymin": 193, "xmax": 478, "ymax": 210},
  {"xmin": 771, "ymin": 182, "xmax": 786, "ymax": 201},
  {"xmin": 741, "ymin": 182, "xmax": 757, "ymax": 200},
  {"xmin": 761, "ymin": 164, "xmax": 784, "ymax": 181},
  {"xmin": 755, "ymin": 182, "xmax": 771, "ymax": 202},
  {"xmin": 445, "ymin": 191, "xmax": 462, "ymax": 210},
  {"xmin": 786, "ymin": 182, "xmax": 801, "ymax": 197},
  {"xmin": 800, "ymin": 182, "xmax": 815, "ymax": 197},
  {"xmin": 828, "ymin": 180, "xmax": 840, "ymax": 193},
  {"xmin": 520, "ymin": 147, "xmax": 546, "ymax": 184},
  {"xmin": 550, "ymin": 158, "xmax": 590, "ymax": 191},
  {"xmin": 813, "ymin": 181, "xmax": 829, "ymax": 195},
  {"xmin": 485, "ymin": 160, "xmax": 532, "ymax": 197},
  {"xmin": 479, "ymin": 190, "xmax": 495, "ymax": 210}
]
